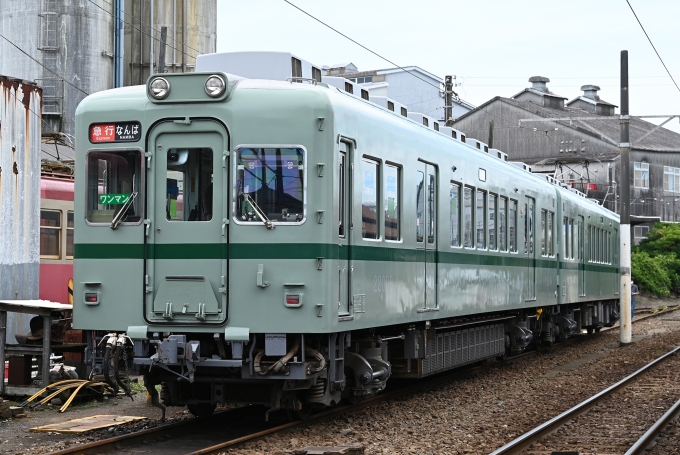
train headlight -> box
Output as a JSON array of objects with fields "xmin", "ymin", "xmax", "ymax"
[
  {"xmin": 149, "ymin": 77, "xmax": 171, "ymax": 100},
  {"xmin": 204, "ymin": 75, "xmax": 226, "ymax": 98}
]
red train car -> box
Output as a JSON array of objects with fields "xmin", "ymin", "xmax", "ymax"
[{"xmin": 39, "ymin": 175, "xmax": 74, "ymax": 304}]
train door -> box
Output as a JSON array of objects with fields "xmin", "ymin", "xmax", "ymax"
[
  {"xmin": 338, "ymin": 140, "xmax": 352, "ymax": 318},
  {"xmin": 524, "ymin": 197, "xmax": 536, "ymax": 300},
  {"xmin": 145, "ymin": 122, "xmax": 229, "ymax": 324},
  {"xmin": 416, "ymin": 162, "xmax": 438, "ymax": 311},
  {"xmin": 614, "ymin": 228, "xmax": 619, "ymax": 294},
  {"xmin": 578, "ymin": 215, "xmax": 585, "ymax": 296}
]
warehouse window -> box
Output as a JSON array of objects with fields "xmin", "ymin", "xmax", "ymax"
[
  {"xmin": 40, "ymin": 210, "xmax": 61, "ymax": 259},
  {"xmin": 476, "ymin": 189, "xmax": 486, "ymax": 249},
  {"xmin": 384, "ymin": 164, "xmax": 400, "ymax": 241},
  {"xmin": 489, "ymin": 193, "xmax": 497, "ymax": 250},
  {"xmin": 499, "ymin": 196, "xmax": 507, "ymax": 251},
  {"xmin": 362, "ymin": 158, "xmax": 380, "ymax": 239},
  {"xmin": 311, "ymin": 66, "xmax": 322, "ymax": 83},
  {"xmin": 664, "ymin": 166, "xmax": 680, "ymax": 192},
  {"xmin": 387, "ymin": 101, "xmax": 394, "ymax": 112},
  {"xmin": 291, "ymin": 57, "xmax": 302, "ymax": 81},
  {"xmin": 634, "ymin": 162, "xmax": 649, "ymax": 188},
  {"xmin": 464, "ymin": 186, "xmax": 473, "ymax": 248},
  {"xmin": 66, "ymin": 211, "xmax": 74, "ymax": 259},
  {"xmin": 634, "ymin": 225, "xmax": 649, "ymax": 242},
  {"xmin": 509, "ymin": 199, "xmax": 517, "ymax": 252},
  {"xmin": 236, "ymin": 147, "xmax": 305, "ymax": 224},
  {"xmin": 450, "ymin": 183, "xmax": 461, "ymax": 247}
]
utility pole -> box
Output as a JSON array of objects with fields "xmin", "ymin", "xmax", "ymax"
[
  {"xmin": 445, "ymin": 76, "xmax": 454, "ymax": 127},
  {"xmin": 620, "ymin": 50, "xmax": 632, "ymax": 346}
]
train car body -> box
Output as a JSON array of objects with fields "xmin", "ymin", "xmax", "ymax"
[
  {"xmin": 74, "ymin": 71, "xmax": 619, "ymax": 417},
  {"xmin": 39, "ymin": 175, "xmax": 75, "ymax": 304}
]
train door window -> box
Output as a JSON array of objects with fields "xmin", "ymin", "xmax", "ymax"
[
  {"xmin": 568, "ymin": 219, "xmax": 574, "ymax": 259},
  {"xmin": 86, "ymin": 149, "xmax": 143, "ymax": 225},
  {"xmin": 525, "ymin": 201, "xmax": 534, "ymax": 255},
  {"xmin": 167, "ymin": 148, "xmax": 213, "ymax": 221},
  {"xmin": 509, "ymin": 199, "xmax": 517, "ymax": 252},
  {"xmin": 476, "ymin": 189, "xmax": 486, "ymax": 249},
  {"xmin": 236, "ymin": 147, "xmax": 305, "ymax": 224},
  {"xmin": 338, "ymin": 152, "xmax": 346, "ymax": 237},
  {"xmin": 450, "ymin": 183, "xmax": 461, "ymax": 247},
  {"xmin": 416, "ymin": 171, "xmax": 425, "ymax": 243},
  {"xmin": 40, "ymin": 210, "xmax": 61, "ymax": 259},
  {"xmin": 574, "ymin": 220, "xmax": 579, "ymax": 260},
  {"xmin": 488, "ymin": 193, "xmax": 497, "ymax": 250},
  {"xmin": 66, "ymin": 211, "xmax": 74, "ymax": 259},
  {"xmin": 427, "ymin": 170, "xmax": 436, "ymax": 245},
  {"xmin": 463, "ymin": 186, "xmax": 473, "ymax": 248},
  {"xmin": 541, "ymin": 210, "xmax": 547, "ymax": 256},
  {"xmin": 361, "ymin": 158, "xmax": 380, "ymax": 240},
  {"xmin": 547, "ymin": 212, "xmax": 554, "ymax": 256},
  {"xmin": 384, "ymin": 164, "xmax": 400, "ymax": 241},
  {"xmin": 563, "ymin": 217, "xmax": 568, "ymax": 258},
  {"xmin": 499, "ymin": 196, "xmax": 507, "ymax": 251}
]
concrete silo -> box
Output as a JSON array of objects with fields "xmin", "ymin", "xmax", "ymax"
[
  {"xmin": 124, "ymin": 0, "xmax": 217, "ymax": 86},
  {"xmin": 0, "ymin": 0, "xmax": 114, "ymax": 136}
]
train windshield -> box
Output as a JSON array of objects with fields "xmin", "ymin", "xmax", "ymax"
[
  {"xmin": 235, "ymin": 147, "xmax": 305, "ymax": 224},
  {"xmin": 86, "ymin": 149, "xmax": 143, "ymax": 225}
]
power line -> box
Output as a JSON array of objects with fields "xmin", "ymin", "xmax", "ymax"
[
  {"xmin": 97, "ymin": 0, "xmax": 202, "ymax": 57},
  {"xmin": 0, "ymin": 33, "xmax": 90, "ymax": 96},
  {"xmin": 624, "ymin": 0, "xmax": 680, "ymax": 93},
  {"xmin": 282, "ymin": 0, "xmax": 458, "ymax": 98},
  {"xmin": 87, "ymin": 0, "xmax": 198, "ymax": 62}
]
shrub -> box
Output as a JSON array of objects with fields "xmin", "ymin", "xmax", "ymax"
[{"xmin": 631, "ymin": 251, "xmax": 672, "ymax": 296}]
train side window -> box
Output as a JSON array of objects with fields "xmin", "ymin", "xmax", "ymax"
[
  {"xmin": 463, "ymin": 186, "xmax": 473, "ymax": 248},
  {"xmin": 488, "ymin": 193, "xmax": 497, "ymax": 250},
  {"xmin": 361, "ymin": 158, "xmax": 380, "ymax": 240},
  {"xmin": 384, "ymin": 164, "xmax": 400, "ymax": 241},
  {"xmin": 547, "ymin": 211, "xmax": 554, "ymax": 256},
  {"xmin": 509, "ymin": 199, "xmax": 517, "ymax": 252},
  {"xmin": 541, "ymin": 210, "xmax": 547, "ymax": 256},
  {"xmin": 40, "ymin": 210, "xmax": 61, "ymax": 259},
  {"xmin": 427, "ymin": 171, "xmax": 436, "ymax": 245},
  {"xmin": 563, "ymin": 217, "xmax": 568, "ymax": 258},
  {"xmin": 66, "ymin": 211, "xmax": 74, "ymax": 259},
  {"xmin": 86, "ymin": 149, "xmax": 143, "ymax": 225},
  {"xmin": 416, "ymin": 171, "xmax": 425, "ymax": 243},
  {"xmin": 568, "ymin": 218, "xmax": 574, "ymax": 259},
  {"xmin": 476, "ymin": 189, "xmax": 486, "ymax": 249},
  {"xmin": 339, "ymin": 152, "xmax": 346, "ymax": 238},
  {"xmin": 499, "ymin": 196, "xmax": 507, "ymax": 251},
  {"xmin": 450, "ymin": 182, "xmax": 461, "ymax": 247},
  {"xmin": 236, "ymin": 147, "xmax": 305, "ymax": 224},
  {"xmin": 167, "ymin": 148, "xmax": 213, "ymax": 221}
]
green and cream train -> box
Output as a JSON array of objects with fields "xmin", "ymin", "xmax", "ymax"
[{"xmin": 74, "ymin": 70, "xmax": 620, "ymax": 418}]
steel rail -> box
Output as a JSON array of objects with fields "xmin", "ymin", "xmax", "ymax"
[
  {"xmin": 489, "ymin": 344, "xmax": 680, "ymax": 455},
  {"xmin": 625, "ymin": 398, "xmax": 680, "ymax": 455},
  {"xmin": 47, "ymin": 306, "xmax": 680, "ymax": 455}
]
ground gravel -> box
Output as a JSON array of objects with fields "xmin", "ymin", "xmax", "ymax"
[{"xmin": 1, "ymin": 296, "xmax": 678, "ymax": 455}]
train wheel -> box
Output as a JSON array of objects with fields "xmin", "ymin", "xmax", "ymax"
[
  {"xmin": 187, "ymin": 402, "xmax": 217, "ymax": 418},
  {"xmin": 587, "ymin": 327, "xmax": 594, "ymax": 334}
]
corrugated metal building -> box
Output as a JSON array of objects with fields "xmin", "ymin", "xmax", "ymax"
[
  {"xmin": 0, "ymin": 76, "xmax": 42, "ymax": 343},
  {"xmin": 452, "ymin": 77, "xmax": 680, "ymax": 243}
]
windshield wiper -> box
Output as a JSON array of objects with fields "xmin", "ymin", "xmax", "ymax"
[
  {"xmin": 110, "ymin": 192, "xmax": 138, "ymax": 230},
  {"xmin": 243, "ymin": 193, "xmax": 275, "ymax": 230}
]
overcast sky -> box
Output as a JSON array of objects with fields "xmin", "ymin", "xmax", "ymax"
[{"xmin": 216, "ymin": 0, "xmax": 680, "ymax": 132}]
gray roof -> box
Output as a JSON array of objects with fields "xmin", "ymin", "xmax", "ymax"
[{"xmin": 457, "ymin": 96, "xmax": 680, "ymax": 152}]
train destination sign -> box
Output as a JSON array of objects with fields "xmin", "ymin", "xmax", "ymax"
[{"xmin": 89, "ymin": 121, "xmax": 141, "ymax": 143}]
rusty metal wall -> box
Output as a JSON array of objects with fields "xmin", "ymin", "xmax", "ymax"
[{"xmin": 0, "ymin": 76, "xmax": 42, "ymax": 343}]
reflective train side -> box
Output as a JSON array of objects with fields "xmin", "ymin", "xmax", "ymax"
[{"xmin": 74, "ymin": 72, "xmax": 619, "ymax": 417}]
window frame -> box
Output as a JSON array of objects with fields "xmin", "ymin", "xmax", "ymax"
[
  {"xmin": 232, "ymin": 144, "xmax": 308, "ymax": 226},
  {"xmin": 476, "ymin": 188, "xmax": 487, "ymax": 250},
  {"xmin": 463, "ymin": 185, "xmax": 474, "ymax": 249},
  {"xmin": 40, "ymin": 209, "xmax": 62, "ymax": 259},
  {"xmin": 361, "ymin": 156, "xmax": 381, "ymax": 241},
  {"xmin": 450, "ymin": 182, "xmax": 462, "ymax": 248},
  {"xmin": 384, "ymin": 162, "xmax": 401, "ymax": 242},
  {"xmin": 488, "ymin": 192, "xmax": 497, "ymax": 250},
  {"xmin": 509, "ymin": 199, "xmax": 518, "ymax": 253},
  {"xmin": 66, "ymin": 211, "xmax": 74, "ymax": 259},
  {"xmin": 84, "ymin": 147, "xmax": 145, "ymax": 227},
  {"xmin": 634, "ymin": 161, "xmax": 649, "ymax": 189}
]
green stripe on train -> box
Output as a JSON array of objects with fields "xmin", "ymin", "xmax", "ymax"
[{"xmin": 74, "ymin": 243, "xmax": 617, "ymax": 273}]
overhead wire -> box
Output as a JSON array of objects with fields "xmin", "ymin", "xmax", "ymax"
[{"xmin": 624, "ymin": 0, "xmax": 680, "ymax": 94}]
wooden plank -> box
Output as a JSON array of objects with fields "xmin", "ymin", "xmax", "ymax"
[{"xmin": 30, "ymin": 415, "xmax": 147, "ymax": 433}]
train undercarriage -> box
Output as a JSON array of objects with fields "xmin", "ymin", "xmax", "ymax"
[{"xmin": 86, "ymin": 300, "xmax": 619, "ymax": 419}]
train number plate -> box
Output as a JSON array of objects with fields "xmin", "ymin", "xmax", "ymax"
[{"xmin": 89, "ymin": 121, "xmax": 141, "ymax": 143}]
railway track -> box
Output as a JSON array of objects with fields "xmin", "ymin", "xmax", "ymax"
[
  {"xmin": 47, "ymin": 307, "xmax": 680, "ymax": 455},
  {"xmin": 490, "ymin": 344, "xmax": 680, "ymax": 454}
]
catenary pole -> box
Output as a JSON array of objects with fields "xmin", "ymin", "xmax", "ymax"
[
  {"xmin": 620, "ymin": 50, "xmax": 632, "ymax": 346},
  {"xmin": 445, "ymin": 76, "xmax": 454, "ymax": 127}
]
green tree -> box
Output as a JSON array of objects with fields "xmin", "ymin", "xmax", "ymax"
[
  {"xmin": 637, "ymin": 223, "xmax": 680, "ymax": 257},
  {"xmin": 631, "ymin": 251, "xmax": 671, "ymax": 296},
  {"xmin": 632, "ymin": 223, "xmax": 680, "ymax": 295}
]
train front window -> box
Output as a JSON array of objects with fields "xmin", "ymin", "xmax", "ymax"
[
  {"xmin": 86, "ymin": 149, "xmax": 143, "ymax": 225},
  {"xmin": 166, "ymin": 148, "xmax": 213, "ymax": 222},
  {"xmin": 236, "ymin": 147, "xmax": 305, "ymax": 224}
]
